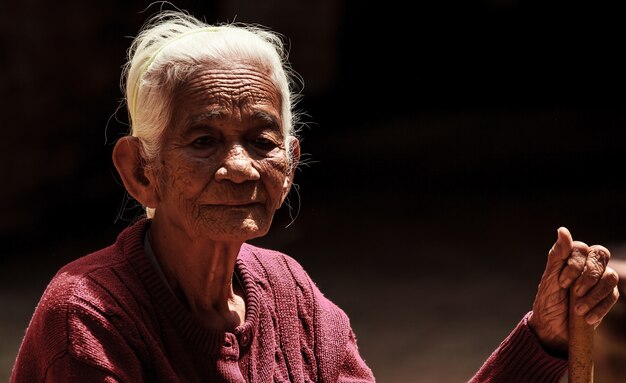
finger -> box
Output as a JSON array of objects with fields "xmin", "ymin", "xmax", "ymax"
[
  {"xmin": 574, "ymin": 267, "xmax": 619, "ymax": 319},
  {"xmin": 546, "ymin": 228, "xmax": 574, "ymax": 278},
  {"xmin": 573, "ymin": 245, "xmax": 611, "ymax": 297},
  {"xmin": 559, "ymin": 242, "xmax": 589, "ymax": 289},
  {"xmin": 548, "ymin": 227, "xmax": 573, "ymax": 261},
  {"xmin": 585, "ymin": 286, "xmax": 619, "ymax": 326}
]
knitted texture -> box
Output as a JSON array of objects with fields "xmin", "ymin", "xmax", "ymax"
[
  {"xmin": 11, "ymin": 219, "xmax": 567, "ymax": 382},
  {"xmin": 469, "ymin": 312, "xmax": 568, "ymax": 382},
  {"xmin": 11, "ymin": 219, "xmax": 375, "ymax": 382}
]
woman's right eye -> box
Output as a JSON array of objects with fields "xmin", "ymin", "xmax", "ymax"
[{"xmin": 192, "ymin": 136, "xmax": 215, "ymax": 146}]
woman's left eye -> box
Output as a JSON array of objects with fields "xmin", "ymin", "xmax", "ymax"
[{"xmin": 252, "ymin": 137, "xmax": 278, "ymax": 150}]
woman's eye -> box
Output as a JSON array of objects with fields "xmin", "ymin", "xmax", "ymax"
[
  {"xmin": 192, "ymin": 136, "xmax": 215, "ymax": 146},
  {"xmin": 252, "ymin": 137, "xmax": 278, "ymax": 150}
]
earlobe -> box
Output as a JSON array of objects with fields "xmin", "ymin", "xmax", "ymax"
[{"xmin": 112, "ymin": 136, "xmax": 159, "ymax": 209}]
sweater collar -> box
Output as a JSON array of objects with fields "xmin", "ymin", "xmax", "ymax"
[{"xmin": 120, "ymin": 218, "xmax": 261, "ymax": 354}]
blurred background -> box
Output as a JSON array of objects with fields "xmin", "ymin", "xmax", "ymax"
[{"xmin": 2, "ymin": 0, "xmax": 626, "ymax": 382}]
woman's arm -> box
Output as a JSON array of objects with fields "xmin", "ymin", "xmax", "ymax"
[{"xmin": 469, "ymin": 312, "xmax": 567, "ymax": 383}]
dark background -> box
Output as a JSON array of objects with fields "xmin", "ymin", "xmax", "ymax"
[{"xmin": 2, "ymin": 1, "xmax": 626, "ymax": 381}]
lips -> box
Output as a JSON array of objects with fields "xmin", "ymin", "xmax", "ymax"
[{"xmin": 204, "ymin": 201, "xmax": 264, "ymax": 207}]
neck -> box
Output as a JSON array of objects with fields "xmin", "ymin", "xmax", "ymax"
[{"xmin": 148, "ymin": 219, "xmax": 246, "ymax": 330}]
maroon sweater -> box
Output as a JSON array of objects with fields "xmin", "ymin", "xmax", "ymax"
[{"xmin": 11, "ymin": 219, "xmax": 567, "ymax": 382}]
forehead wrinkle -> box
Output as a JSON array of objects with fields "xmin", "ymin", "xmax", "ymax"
[
  {"xmin": 183, "ymin": 67, "xmax": 278, "ymax": 101},
  {"xmin": 171, "ymin": 65, "xmax": 282, "ymax": 133},
  {"xmin": 199, "ymin": 66, "xmax": 275, "ymax": 85},
  {"xmin": 179, "ymin": 81, "xmax": 276, "ymax": 117}
]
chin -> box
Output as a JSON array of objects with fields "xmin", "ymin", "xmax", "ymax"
[
  {"xmin": 199, "ymin": 217, "xmax": 272, "ymax": 242},
  {"xmin": 189, "ymin": 206, "xmax": 276, "ymax": 242},
  {"xmin": 242, "ymin": 217, "xmax": 273, "ymax": 238}
]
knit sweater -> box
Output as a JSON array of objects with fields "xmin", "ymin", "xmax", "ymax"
[
  {"xmin": 11, "ymin": 219, "xmax": 374, "ymax": 382},
  {"xmin": 11, "ymin": 219, "xmax": 567, "ymax": 382}
]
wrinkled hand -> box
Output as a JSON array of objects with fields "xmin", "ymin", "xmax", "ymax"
[{"xmin": 528, "ymin": 227, "xmax": 620, "ymax": 352}]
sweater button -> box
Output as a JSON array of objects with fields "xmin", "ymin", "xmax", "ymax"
[{"xmin": 241, "ymin": 333, "xmax": 250, "ymax": 347}]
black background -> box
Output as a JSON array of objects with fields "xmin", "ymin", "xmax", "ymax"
[{"xmin": 2, "ymin": 1, "xmax": 626, "ymax": 381}]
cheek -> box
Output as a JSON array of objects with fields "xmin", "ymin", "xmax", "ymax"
[
  {"xmin": 159, "ymin": 154, "xmax": 220, "ymax": 198},
  {"xmin": 260, "ymin": 156, "xmax": 290, "ymax": 207}
]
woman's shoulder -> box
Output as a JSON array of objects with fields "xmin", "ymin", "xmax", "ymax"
[
  {"xmin": 238, "ymin": 243, "xmax": 346, "ymax": 314},
  {"xmin": 239, "ymin": 242, "xmax": 309, "ymax": 282},
  {"xmin": 56, "ymin": 243, "xmax": 124, "ymax": 278},
  {"xmin": 14, "ymin": 239, "xmax": 152, "ymax": 382},
  {"xmin": 39, "ymin": 243, "xmax": 140, "ymax": 321},
  {"xmin": 238, "ymin": 243, "xmax": 353, "ymax": 343},
  {"xmin": 34, "ymin": 221, "xmax": 152, "ymax": 331},
  {"xmin": 53, "ymin": 218, "xmax": 148, "ymax": 289}
]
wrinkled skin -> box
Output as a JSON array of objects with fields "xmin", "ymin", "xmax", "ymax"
[
  {"xmin": 529, "ymin": 227, "xmax": 620, "ymax": 352},
  {"xmin": 151, "ymin": 62, "xmax": 296, "ymax": 244},
  {"xmin": 113, "ymin": 60, "xmax": 298, "ymax": 330}
]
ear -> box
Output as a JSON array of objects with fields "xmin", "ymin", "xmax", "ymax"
[
  {"xmin": 281, "ymin": 137, "xmax": 300, "ymax": 203},
  {"xmin": 112, "ymin": 136, "xmax": 159, "ymax": 210}
]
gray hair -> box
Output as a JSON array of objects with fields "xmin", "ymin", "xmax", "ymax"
[
  {"xmin": 122, "ymin": 10, "xmax": 300, "ymax": 161},
  {"xmin": 120, "ymin": 10, "xmax": 302, "ymax": 217}
]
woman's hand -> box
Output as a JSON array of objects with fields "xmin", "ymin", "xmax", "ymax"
[{"xmin": 528, "ymin": 227, "xmax": 620, "ymax": 353}]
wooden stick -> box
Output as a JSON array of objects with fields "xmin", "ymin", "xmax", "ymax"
[{"xmin": 569, "ymin": 288, "xmax": 594, "ymax": 382}]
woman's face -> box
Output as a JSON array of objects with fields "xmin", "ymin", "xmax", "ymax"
[{"xmin": 151, "ymin": 61, "xmax": 293, "ymax": 242}]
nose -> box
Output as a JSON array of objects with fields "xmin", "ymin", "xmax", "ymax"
[{"xmin": 214, "ymin": 145, "xmax": 261, "ymax": 183}]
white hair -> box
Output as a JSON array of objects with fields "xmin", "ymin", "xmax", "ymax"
[
  {"xmin": 120, "ymin": 10, "xmax": 302, "ymax": 218},
  {"xmin": 122, "ymin": 10, "xmax": 300, "ymax": 161}
]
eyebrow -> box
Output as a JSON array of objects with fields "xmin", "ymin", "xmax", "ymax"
[
  {"xmin": 250, "ymin": 110, "xmax": 281, "ymax": 131},
  {"xmin": 187, "ymin": 110, "xmax": 225, "ymax": 125}
]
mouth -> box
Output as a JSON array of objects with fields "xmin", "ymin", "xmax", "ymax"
[{"xmin": 205, "ymin": 202, "xmax": 264, "ymax": 207}]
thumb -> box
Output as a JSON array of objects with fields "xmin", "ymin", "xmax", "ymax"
[{"xmin": 546, "ymin": 226, "xmax": 573, "ymax": 270}]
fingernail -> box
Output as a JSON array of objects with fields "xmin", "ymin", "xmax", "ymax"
[
  {"xmin": 559, "ymin": 276, "xmax": 569, "ymax": 288},
  {"xmin": 587, "ymin": 314, "xmax": 598, "ymax": 324},
  {"xmin": 575, "ymin": 285, "xmax": 584, "ymax": 297},
  {"xmin": 576, "ymin": 304, "xmax": 588, "ymax": 315}
]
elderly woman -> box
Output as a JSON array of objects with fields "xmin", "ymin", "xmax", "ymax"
[{"xmin": 11, "ymin": 10, "xmax": 619, "ymax": 383}]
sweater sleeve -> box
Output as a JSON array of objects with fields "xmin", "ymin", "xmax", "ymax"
[
  {"xmin": 468, "ymin": 311, "xmax": 567, "ymax": 383},
  {"xmin": 11, "ymin": 271, "xmax": 146, "ymax": 383},
  {"xmin": 42, "ymin": 353, "xmax": 124, "ymax": 383},
  {"xmin": 337, "ymin": 329, "xmax": 377, "ymax": 383}
]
